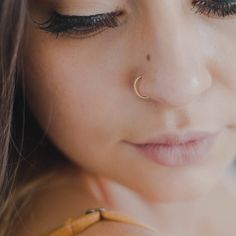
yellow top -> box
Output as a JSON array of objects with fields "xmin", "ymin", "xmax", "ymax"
[{"xmin": 46, "ymin": 207, "xmax": 162, "ymax": 236}]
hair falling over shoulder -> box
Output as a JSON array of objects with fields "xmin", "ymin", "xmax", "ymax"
[{"xmin": 0, "ymin": 1, "xmax": 68, "ymax": 235}]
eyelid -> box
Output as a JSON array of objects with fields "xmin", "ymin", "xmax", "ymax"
[
  {"xmin": 49, "ymin": 1, "xmax": 127, "ymax": 16},
  {"xmin": 52, "ymin": 10, "xmax": 123, "ymax": 19},
  {"xmin": 52, "ymin": 2, "xmax": 117, "ymax": 12}
]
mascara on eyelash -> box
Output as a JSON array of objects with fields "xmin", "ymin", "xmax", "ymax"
[
  {"xmin": 34, "ymin": 10, "xmax": 123, "ymax": 34},
  {"xmin": 192, "ymin": 0, "xmax": 236, "ymax": 17}
]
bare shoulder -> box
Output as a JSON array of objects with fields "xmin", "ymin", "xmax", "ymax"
[
  {"xmin": 11, "ymin": 165, "xmax": 100, "ymax": 236},
  {"xmin": 12, "ymin": 165, "xmax": 162, "ymax": 236}
]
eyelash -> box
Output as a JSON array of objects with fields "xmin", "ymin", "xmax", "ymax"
[
  {"xmin": 36, "ymin": 0, "xmax": 236, "ymax": 39},
  {"xmin": 36, "ymin": 10, "xmax": 124, "ymax": 39},
  {"xmin": 191, "ymin": 0, "xmax": 236, "ymax": 18}
]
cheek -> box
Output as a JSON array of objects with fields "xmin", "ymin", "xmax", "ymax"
[
  {"xmin": 23, "ymin": 34, "xmax": 130, "ymax": 170},
  {"xmin": 204, "ymin": 22, "xmax": 236, "ymax": 91}
]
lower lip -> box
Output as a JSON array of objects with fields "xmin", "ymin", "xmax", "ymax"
[{"xmin": 132, "ymin": 135, "xmax": 218, "ymax": 167}]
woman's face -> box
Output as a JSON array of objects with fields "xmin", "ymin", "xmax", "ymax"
[{"xmin": 24, "ymin": 0, "xmax": 236, "ymax": 203}]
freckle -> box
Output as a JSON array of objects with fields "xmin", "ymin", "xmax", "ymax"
[{"xmin": 146, "ymin": 54, "xmax": 151, "ymax": 61}]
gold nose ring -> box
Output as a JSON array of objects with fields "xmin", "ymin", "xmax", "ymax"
[{"xmin": 133, "ymin": 76, "xmax": 150, "ymax": 100}]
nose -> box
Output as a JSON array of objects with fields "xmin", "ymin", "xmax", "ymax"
[{"xmin": 136, "ymin": 4, "xmax": 212, "ymax": 107}]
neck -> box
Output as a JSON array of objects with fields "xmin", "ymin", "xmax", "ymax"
[{"xmin": 82, "ymin": 169, "xmax": 235, "ymax": 236}]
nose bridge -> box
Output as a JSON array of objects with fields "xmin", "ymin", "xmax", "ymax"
[
  {"xmin": 145, "ymin": 1, "xmax": 189, "ymax": 59},
  {"xmin": 139, "ymin": 3, "xmax": 212, "ymax": 107}
]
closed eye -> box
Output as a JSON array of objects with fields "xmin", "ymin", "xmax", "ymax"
[{"xmin": 34, "ymin": 10, "xmax": 124, "ymax": 39}]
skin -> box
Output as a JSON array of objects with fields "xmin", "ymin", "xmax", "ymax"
[{"xmin": 22, "ymin": 0, "xmax": 236, "ymax": 235}]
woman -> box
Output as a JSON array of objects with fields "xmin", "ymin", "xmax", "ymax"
[{"xmin": 1, "ymin": 0, "xmax": 236, "ymax": 235}]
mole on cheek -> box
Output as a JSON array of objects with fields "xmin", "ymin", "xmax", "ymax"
[{"xmin": 146, "ymin": 54, "xmax": 151, "ymax": 61}]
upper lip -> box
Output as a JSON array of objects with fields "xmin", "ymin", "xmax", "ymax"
[{"xmin": 130, "ymin": 130, "xmax": 220, "ymax": 145}]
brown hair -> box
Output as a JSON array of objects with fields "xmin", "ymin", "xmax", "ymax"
[{"xmin": 0, "ymin": 1, "xmax": 69, "ymax": 235}]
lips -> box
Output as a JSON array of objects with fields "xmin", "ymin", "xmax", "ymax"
[
  {"xmin": 126, "ymin": 130, "xmax": 220, "ymax": 167},
  {"xmin": 134, "ymin": 131, "xmax": 219, "ymax": 145}
]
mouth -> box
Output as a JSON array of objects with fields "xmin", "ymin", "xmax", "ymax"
[{"xmin": 125, "ymin": 130, "xmax": 220, "ymax": 167}]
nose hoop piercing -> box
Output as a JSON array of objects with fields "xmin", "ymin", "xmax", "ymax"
[{"xmin": 133, "ymin": 76, "xmax": 150, "ymax": 100}]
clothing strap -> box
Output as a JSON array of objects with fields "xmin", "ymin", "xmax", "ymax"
[{"xmin": 46, "ymin": 207, "xmax": 162, "ymax": 236}]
